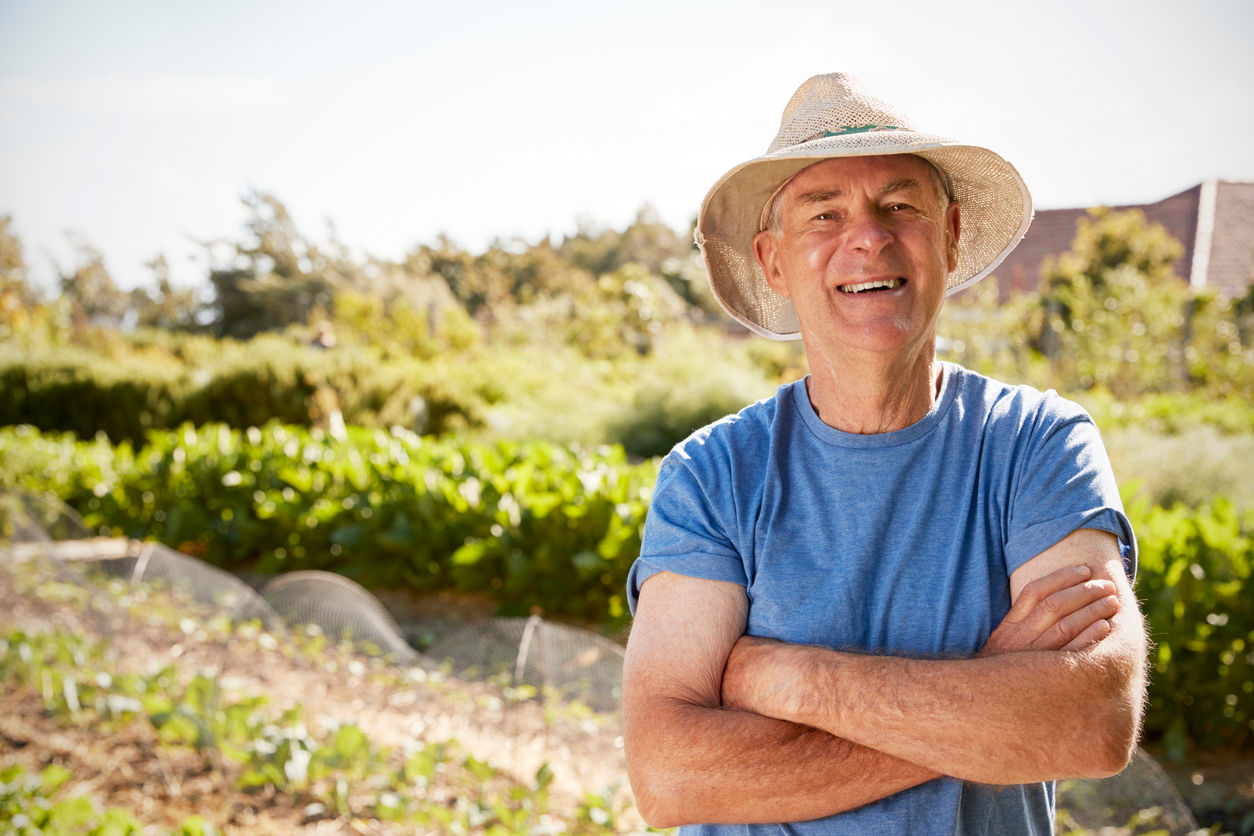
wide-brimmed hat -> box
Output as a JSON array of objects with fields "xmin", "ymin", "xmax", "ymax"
[{"xmin": 696, "ymin": 73, "xmax": 1033, "ymax": 340}]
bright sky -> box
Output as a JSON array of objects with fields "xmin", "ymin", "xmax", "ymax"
[{"xmin": 2, "ymin": 0, "xmax": 1252, "ymax": 293}]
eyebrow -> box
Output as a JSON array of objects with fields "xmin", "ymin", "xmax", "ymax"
[
  {"xmin": 793, "ymin": 178, "xmax": 927, "ymax": 206},
  {"xmin": 794, "ymin": 189, "xmax": 844, "ymax": 206},
  {"xmin": 880, "ymin": 177, "xmax": 926, "ymax": 196}
]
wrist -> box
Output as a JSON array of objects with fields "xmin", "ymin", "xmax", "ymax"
[{"xmin": 789, "ymin": 644, "xmax": 845, "ymax": 733}]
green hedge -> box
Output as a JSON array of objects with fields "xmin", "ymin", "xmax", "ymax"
[
  {"xmin": 0, "ymin": 335, "xmax": 777, "ymax": 458},
  {"xmin": 2, "ymin": 424, "xmax": 1251, "ymax": 755},
  {"xmin": 0, "ymin": 342, "xmax": 489, "ymax": 444}
]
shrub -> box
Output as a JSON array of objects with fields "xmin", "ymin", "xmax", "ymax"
[
  {"xmin": 605, "ymin": 332, "xmax": 777, "ymax": 458},
  {"xmin": 1129, "ymin": 496, "xmax": 1254, "ymax": 758}
]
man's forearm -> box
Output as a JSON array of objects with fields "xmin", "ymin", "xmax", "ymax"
[
  {"xmin": 623, "ymin": 570, "xmax": 939, "ymax": 829},
  {"xmin": 626, "ymin": 697, "xmax": 937, "ymax": 828},
  {"xmin": 723, "ymin": 634, "xmax": 1144, "ymax": 785},
  {"xmin": 722, "ymin": 536, "xmax": 1148, "ymax": 785}
]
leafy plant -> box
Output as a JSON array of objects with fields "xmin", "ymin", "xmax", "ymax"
[
  {"xmin": 1129, "ymin": 496, "xmax": 1254, "ymax": 759},
  {"xmin": 0, "ymin": 762, "xmax": 219, "ymax": 836},
  {"xmin": 0, "ymin": 424, "xmax": 657, "ymax": 628}
]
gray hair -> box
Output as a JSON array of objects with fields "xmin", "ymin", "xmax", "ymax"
[{"xmin": 762, "ymin": 154, "xmax": 954, "ymax": 236}]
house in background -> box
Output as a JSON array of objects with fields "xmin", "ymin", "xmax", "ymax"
[{"xmin": 990, "ymin": 181, "xmax": 1254, "ymax": 299}]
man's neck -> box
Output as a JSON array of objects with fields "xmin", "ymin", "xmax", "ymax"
[{"xmin": 802, "ymin": 341, "xmax": 942, "ymax": 435}]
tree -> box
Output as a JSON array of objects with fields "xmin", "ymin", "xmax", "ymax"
[
  {"xmin": 937, "ymin": 273, "xmax": 1043, "ymax": 384},
  {"xmin": 57, "ymin": 234, "xmax": 130, "ymax": 328},
  {"xmin": 1, "ymin": 216, "xmax": 39, "ymax": 303},
  {"xmin": 557, "ymin": 205, "xmax": 719, "ymax": 316},
  {"xmin": 1035, "ymin": 208, "xmax": 1190, "ymax": 396},
  {"xmin": 0, "ymin": 215, "xmax": 44, "ymax": 334},
  {"xmin": 130, "ymin": 254, "xmax": 201, "ymax": 331},
  {"xmin": 205, "ymin": 192, "xmax": 341, "ymax": 338},
  {"xmin": 0, "ymin": 216, "xmax": 31, "ymax": 289}
]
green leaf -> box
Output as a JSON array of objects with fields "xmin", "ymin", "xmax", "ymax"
[
  {"xmin": 451, "ymin": 540, "xmax": 490, "ymax": 567},
  {"xmin": 94, "ymin": 807, "xmax": 145, "ymax": 836},
  {"xmin": 464, "ymin": 755, "xmax": 496, "ymax": 782},
  {"xmin": 38, "ymin": 763, "xmax": 73, "ymax": 795}
]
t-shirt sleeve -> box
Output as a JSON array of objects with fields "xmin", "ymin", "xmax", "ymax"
[
  {"xmin": 626, "ymin": 453, "xmax": 748, "ymax": 616},
  {"xmin": 1004, "ymin": 405, "xmax": 1137, "ymax": 581}
]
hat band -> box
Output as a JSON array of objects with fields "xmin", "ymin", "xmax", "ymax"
[{"xmin": 802, "ymin": 124, "xmax": 901, "ymax": 143}]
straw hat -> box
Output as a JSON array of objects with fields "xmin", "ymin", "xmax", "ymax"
[{"xmin": 696, "ymin": 73, "xmax": 1033, "ymax": 340}]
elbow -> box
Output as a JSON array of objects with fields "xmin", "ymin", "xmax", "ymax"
[
  {"xmin": 1077, "ymin": 731, "xmax": 1137, "ymax": 780},
  {"xmin": 1092, "ymin": 702, "xmax": 1143, "ymax": 778},
  {"xmin": 1071, "ymin": 689, "xmax": 1145, "ymax": 779},
  {"xmin": 633, "ymin": 791, "xmax": 684, "ymax": 830},
  {"xmin": 623, "ymin": 691, "xmax": 719, "ymax": 828},
  {"xmin": 626, "ymin": 760, "xmax": 691, "ymax": 829},
  {"xmin": 624, "ymin": 722, "xmax": 708, "ymax": 830},
  {"xmin": 1074, "ymin": 636, "xmax": 1148, "ymax": 778}
]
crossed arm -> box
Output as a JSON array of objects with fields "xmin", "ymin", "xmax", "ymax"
[{"xmin": 621, "ymin": 529, "xmax": 1148, "ymax": 828}]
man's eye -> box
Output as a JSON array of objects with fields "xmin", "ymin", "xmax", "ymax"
[{"xmin": 886, "ymin": 203, "xmax": 912, "ymax": 212}]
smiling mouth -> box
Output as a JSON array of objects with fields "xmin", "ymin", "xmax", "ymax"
[{"xmin": 838, "ymin": 278, "xmax": 905, "ymax": 294}]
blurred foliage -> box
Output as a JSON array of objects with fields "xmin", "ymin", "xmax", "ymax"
[
  {"xmin": 940, "ymin": 207, "xmax": 1254, "ymax": 401},
  {"xmin": 3, "ymin": 194, "xmax": 781, "ymax": 457},
  {"xmin": 1130, "ymin": 496, "xmax": 1254, "ymax": 758},
  {"xmin": 0, "ymin": 337, "xmax": 497, "ymax": 444},
  {"xmin": 4, "ymin": 202, "xmax": 1250, "ymax": 440},
  {"xmin": 1104, "ymin": 425, "xmax": 1254, "ymax": 510}
]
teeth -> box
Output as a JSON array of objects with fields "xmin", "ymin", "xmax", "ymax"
[{"xmin": 840, "ymin": 278, "xmax": 903, "ymax": 293}]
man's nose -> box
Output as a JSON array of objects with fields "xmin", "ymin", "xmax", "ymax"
[{"xmin": 846, "ymin": 211, "xmax": 893, "ymax": 254}]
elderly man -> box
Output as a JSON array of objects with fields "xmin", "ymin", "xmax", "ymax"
[{"xmin": 621, "ymin": 74, "xmax": 1147, "ymax": 834}]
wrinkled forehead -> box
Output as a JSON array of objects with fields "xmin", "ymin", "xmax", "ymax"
[{"xmin": 780, "ymin": 154, "xmax": 947, "ymax": 202}]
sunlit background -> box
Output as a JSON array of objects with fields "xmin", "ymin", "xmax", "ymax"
[{"xmin": 3, "ymin": 0, "xmax": 1252, "ymax": 292}]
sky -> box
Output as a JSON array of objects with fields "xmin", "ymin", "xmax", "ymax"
[{"xmin": 2, "ymin": 0, "xmax": 1253, "ymax": 293}]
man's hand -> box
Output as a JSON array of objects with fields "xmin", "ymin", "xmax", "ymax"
[
  {"xmin": 723, "ymin": 563, "xmax": 1119, "ymax": 715},
  {"xmin": 980, "ymin": 564, "xmax": 1120, "ymax": 656}
]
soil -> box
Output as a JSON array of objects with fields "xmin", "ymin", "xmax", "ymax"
[{"xmin": 0, "ymin": 567, "xmax": 637, "ymax": 834}]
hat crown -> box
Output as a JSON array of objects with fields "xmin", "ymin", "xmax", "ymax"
[{"xmin": 767, "ymin": 73, "xmax": 916, "ymax": 155}]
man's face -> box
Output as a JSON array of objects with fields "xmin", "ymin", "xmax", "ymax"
[{"xmin": 752, "ymin": 154, "xmax": 960, "ymax": 360}]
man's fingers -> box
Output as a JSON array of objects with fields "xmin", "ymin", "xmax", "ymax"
[
  {"xmin": 1007, "ymin": 564, "xmax": 1092, "ymax": 621},
  {"xmin": 984, "ymin": 566, "xmax": 1120, "ymax": 656},
  {"xmin": 1037, "ymin": 593, "xmax": 1119, "ymax": 651},
  {"xmin": 1063, "ymin": 617, "xmax": 1113, "ymax": 650}
]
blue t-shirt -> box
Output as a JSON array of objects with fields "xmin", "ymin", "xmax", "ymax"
[{"xmin": 627, "ymin": 363, "xmax": 1135, "ymax": 835}]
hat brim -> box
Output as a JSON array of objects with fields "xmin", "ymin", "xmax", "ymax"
[{"xmin": 696, "ymin": 132, "xmax": 1033, "ymax": 340}]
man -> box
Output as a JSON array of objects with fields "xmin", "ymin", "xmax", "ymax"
[{"xmin": 621, "ymin": 73, "xmax": 1147, "ymax": 834}]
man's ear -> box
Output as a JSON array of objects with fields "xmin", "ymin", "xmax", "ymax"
[
  {"xmin": 945, "ymin": 202, "xmax": 961, "ymax": 273},
  {"xmin": 753, "ymin": 230, "xmax": 789, "ymax": 297}
]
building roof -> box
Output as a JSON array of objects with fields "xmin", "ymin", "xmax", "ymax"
[{"xmin": 989, "ymin": 181, "xmax": 1254, "ymax": 299}]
